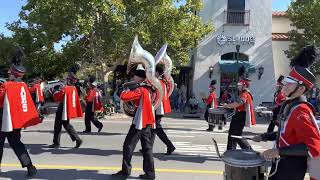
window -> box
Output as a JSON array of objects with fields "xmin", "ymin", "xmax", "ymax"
[
  {"xmin": 221, "ymin": 52, "xmax": 249, "ymax": 61},
  {"xmin": 228, "ymin": 0, "xmax": 245, "ymax": 10},
  {"xmin": 226, "ymin": 0, "xmax": 247, "ymax": 25}
]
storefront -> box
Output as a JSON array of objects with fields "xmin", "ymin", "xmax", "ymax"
[{"xmin": 192, "ymin": 0, "xmax": 291, "ymax": 106}]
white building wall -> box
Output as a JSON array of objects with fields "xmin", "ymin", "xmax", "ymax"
[
  {"xmin": 272, "ymin": 41, "xmax": 292, "ymax": 79},
  {"xmin": 272, "ymin": 17, "xmax": 294, "ymax": 33},
  {"xmin": 194, "ymin": 0, "xmax": 275, "ymax": 106}
]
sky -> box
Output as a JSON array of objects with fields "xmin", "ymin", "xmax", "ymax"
[{"xmin": 0, "ymin": 0, "xmax": 292, "ymax": 37}]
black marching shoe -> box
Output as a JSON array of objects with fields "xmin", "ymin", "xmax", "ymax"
[
  {"xmin": 164, "ymin": 146, "xmax": 176, "ymax": 155},
  {"xmin": 139, "ymin": 174, "xmax": 155, "ymax": 179},
  {"xmin": 82, "ymin": 130, "xmax": 91, "ymax": 133},
  {"xmin": 98, "ymin": 124, "xmax": 103, "ymax": 132},
  {"xmin": 75, "ymin": 139, "xmax": 83, "ymax": 148},
  {"xmin": 27, "ymin": 165, "xmax": 37, "ymax": 177},
  {"xmin": 48, "ymin": 144, "xmax": 60, "ymax": 148},
  {"xmin": 112, "ymin": 170, "xmax": 129, "ymax": 178}
]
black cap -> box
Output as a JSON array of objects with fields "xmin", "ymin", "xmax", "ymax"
[
  {"xmin": 156, "ymin": 65, "xmax": 164, "ymax": 75},
  {"xmin": 210, "ymin": 80, "xmax": 217, "ymax": 86}
]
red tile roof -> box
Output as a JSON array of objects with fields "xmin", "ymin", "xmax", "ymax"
[
  {"xmin": 272, "ymin": 33, "xmax": 290, "ymax": 41},
  {"xmin": 272, "ymin": 11, "xmax": 287, "ymax": 17}
]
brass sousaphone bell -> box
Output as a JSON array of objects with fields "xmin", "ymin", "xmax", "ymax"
[
  {"xmin": 121, "ymin": 36, "xmax": 164, "ymax": 117},
  {"xmin": 154, "ymin": 44, "xmax": 175, "ymax": 96}
]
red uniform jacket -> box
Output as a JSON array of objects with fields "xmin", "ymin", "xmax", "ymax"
[
  {"xmin": 156, "ymin": 80, "xmax": 171, "ymax": 115},
  {"xmin": 279, "ymin": 103, "xmax": 320, "ymax": 179},
  {"xmin": 237, "ymin": 90, "xmax": 256, "ymax": 127},
  {"xmin": 29, "ymin": 82, "xmax": 45, "ymax": 103},
  {"xmin": 53, "ymin": 86, "xmax": 83, "ymax": 120},
  {"xmin": 0, "ymin": 81, "xmax": 41, "ymax": 132},
  {"xmin": 85, "ymin": 88, "xmax": 104, "ymax": 112},
  {"xmin": 121, "ymin": 86, "xmax": 155, "ymax": 130},
  {"xmin": 206, "ymin": 91, "xmax": 217, "ymax": 109}
]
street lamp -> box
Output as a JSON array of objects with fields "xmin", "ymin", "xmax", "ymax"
[
  {"xmin": 235, "ymin": 45, "xmax": 240, "ymax": 99},
  {"xmin": 209, "ymin": 65, "xmax": 214, "ymax": 79}
]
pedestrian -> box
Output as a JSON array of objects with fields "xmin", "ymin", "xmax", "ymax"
[
  {"xmin": 189, "ymin": 94, "xmax": 199, "ymax": 114},
  {"xmin": 223, "ymin": 77, "xmax": 256, "ymax": 150},
  {"xmin": 204, "ymin": 80, "xmax": 218, "ymax": 131},
  {"xmin": 179, "ymin": 93, "xmax": 186, "ymax": 113},
  {"xmin": 49, "ymin": 66, "xmax": 83, "ymax": 148},
  {"xmin": 112, "ymin": 65, "xmax": 156, "ymax": 179},
  {"xmin": 252, "ymin": 45, "xmax": 320, "ymax": 180},
  {"xmin": 0, "ymin": 48, "xmax": 40, "ymax": 176},
  {"xmin": 83, "ymin": 75, "xmax": 104, "ymax": 133},
  {"xmin": 308, "ymin": 85, "xmax": 319, "ymax": 112}
]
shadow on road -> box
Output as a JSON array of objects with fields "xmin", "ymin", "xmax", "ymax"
[
  {"xmin": 23, "ymin": 130, "xmax": 125, "ymax": 136},
  {"xmin": 0, "ymin": 169, "xmax": 109, "ymax": 180}
]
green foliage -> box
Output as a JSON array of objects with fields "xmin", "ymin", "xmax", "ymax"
[
  {"xmin": 287, "ymin": 0, "xmax": 320, "ymax": 74},
  {"xmin": 7, "ymin": 0, "xmax": 214, "ymax": 79},
  {"xmin": 0, "ymin": 34, "xmax": 16, "ymax": 67}
]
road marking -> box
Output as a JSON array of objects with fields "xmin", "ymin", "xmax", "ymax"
[{"xmin": 1, "ymin": 164, "xmax": 223, "ymax": 175}]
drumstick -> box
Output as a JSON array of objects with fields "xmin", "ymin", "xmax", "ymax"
[{"xmin": 230, "ymin": 135, "xmax": 253, "ymax": 140}]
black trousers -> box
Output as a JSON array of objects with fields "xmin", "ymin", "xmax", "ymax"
[
  {"xmin": 267, "ymin": 106, "xmax": 281, "ymax": 133},
  {"xmin": 53, "ymin": 103, "xmax": 80, "ymax": 145},
  {"xmin": 227, "ymin": 111, "xmax": 252, "ymax": 150},
  {"xmin": 84, "ymin": 102, "xmax": 103, "ymax": 132},
  {"xmin": 268, "ymin": 156, "xmax": 307, "ymax": 180},
  {"xmin": 122, "ymin": 124, "xmax": 154, "ymax": 176},
  {"xmin": 204, "ymin": 106, "xmax": 214, "ymax": 130},
  {"xmin": 0, "ymin": 129, "xmax": 32, "ymax": 168},
  {"xmin": 151, "ymin": 115, "xmax": 174, "ymax": 149}
]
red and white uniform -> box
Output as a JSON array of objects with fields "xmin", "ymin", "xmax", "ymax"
[
  {"xmin": 0, "ymin": 81, "xmax": 41, "ymax": 132},
  {"xmin": 29, "ymin": 82, "xmax": 45, "ymax": 103},
  {"xmin": 206, "ymin": 91, "xmax": 217, "ymax": 109},
  {"xmin": 279, "ymin": 103, "xmax": 320, "ymax": 180},
  {"xmin": 156, "ymin": 79, "xmax": 171, "ymax": 115},
  {"xmin": 53, "ymin": 85, "xmax": 83, "ymax": 120},
  {"xmin": 237, "ymin": 90, "xmax": 256, "ymax": 127},
  {"xmin": 121, "ymin": 86, "xmax": 155, "ymax": 130},
  {"xmin": 85, "ymin": 88, "xmax": 104, "ymax": 112}
]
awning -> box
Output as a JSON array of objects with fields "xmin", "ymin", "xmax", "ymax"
[{"xmin": 219, "ymin": 60, "xmax": 255, "ymax": 73}]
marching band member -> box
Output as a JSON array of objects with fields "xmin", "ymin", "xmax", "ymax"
[
  {"xmin": 223, "ymin": 78, "xmax": 256, "ymax": 150},
  {"xmin": 29, "ymin": 77, "xmax": 45, "ymax": 120},
  {"xmin": 112, "ymin": 65, "xmax": 156, "ymax": 180},
  {"xmin": 0, "ymin": 49, "xmax": 40, "ymax": 176},
  {"xmin": 83, "ymin": 75, "xmax": 104, "ymax": 133},
  {"xmin": 204, "ymin": 80, "xmax": 218, "ymax": 131},
  {"xmin": 48, "ymin": 68, "xmax": 83, "ymax": 148},
  {"xmin": 267, "ymin": 75, "xmax": 286, "ymax": 133},
  {"xmin": 150, "ymin": 65, "xmax": 175, "ymax": 155},
  {"xmin": 252, "ymin": 46, "xmax": 320, "ymax": 180}
]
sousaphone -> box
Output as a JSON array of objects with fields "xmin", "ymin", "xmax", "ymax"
[
  {"xmin": 154, "ymin": 44, "xmax": 175, "ymax": 96},
  {"xmin": 121, "ymin": 36, "xmax": 164, "ymax": 117}
]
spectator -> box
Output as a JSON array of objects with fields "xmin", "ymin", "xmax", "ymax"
[
  {"xmin": 179, "ymin": 93, "xmax": 187, "ymax": 113},
  {"xmin": 220, "ymin": 89, "xmax": 231, "ymax": 104},
  {"xmin": 189, "ymin": 95, "xmax": 199, "ymax": 114},
  {"xmin": 105, "ymin": 99, "xmax": 115, "ymax": 115},
  {"xmin": 170, "ymin": 83, "xmax": 179, "ymax": 111},
  {"xmin": 113, "ymin": 87, "xmax": 121, "ymax": 113}
]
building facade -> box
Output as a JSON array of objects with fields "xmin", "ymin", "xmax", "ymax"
[{"xmin": 192, "ymin": 0, "xmax": 292, "ymax": 106}]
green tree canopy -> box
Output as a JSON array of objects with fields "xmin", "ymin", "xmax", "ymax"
[
  {"xmin": 287, "ymin": 0, "xmax": 320, "ymax": 74},
  {"xmin": 7, "ymin": 0, "xmax": 213, "ymax": 80}
]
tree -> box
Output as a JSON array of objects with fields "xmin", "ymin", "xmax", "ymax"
[
  {"xmin": 287, "ymin": 0, "xmax": 320, "ymax": 74},
  {"xmin": 8, "ymin": 0, "xmax": 214, "ymax": 80}
]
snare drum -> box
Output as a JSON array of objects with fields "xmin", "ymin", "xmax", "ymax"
[
  {"xmin": 221, "ymin": 149, "xmax": 267, "ymax": 180},
  {"xmin": 208, "ymin": 108, "xmax": 227, "ymax": 130}
]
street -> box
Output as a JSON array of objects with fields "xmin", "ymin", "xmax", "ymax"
[{"xmin": 0, "ymin": 114, "xmax": 276, "ymax": 180}]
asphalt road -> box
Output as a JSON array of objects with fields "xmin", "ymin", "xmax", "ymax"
[{"xmin": 0, "ymin": 114, "xmax": 279, "ymax": 180}]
